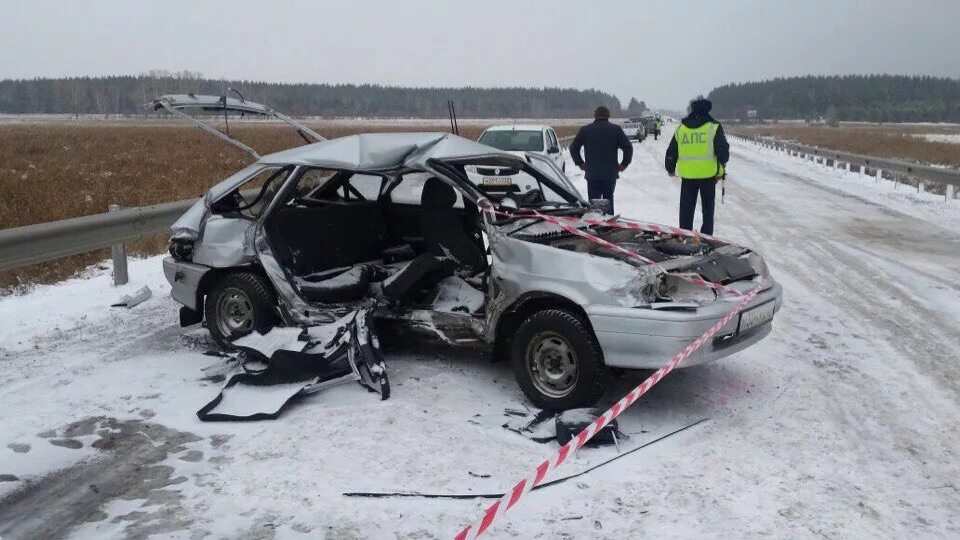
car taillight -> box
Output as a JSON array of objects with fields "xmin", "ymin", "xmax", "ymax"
[{"xmin": 169, "ymin": 238, "xmax": 194, "ymax": 262}]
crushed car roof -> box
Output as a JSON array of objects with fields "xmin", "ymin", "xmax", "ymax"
[{"xmin": 257, "ymin": 132, "xmax": 522, "ymax": 171}]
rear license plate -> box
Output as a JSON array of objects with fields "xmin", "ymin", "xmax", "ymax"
[
  {"xmin": 482, "ymin": 177, "xmax": 513, "ymax": 187},
  {"xmin": 738, "ymin": 300, "xmax": 775, "ymax": 333}
]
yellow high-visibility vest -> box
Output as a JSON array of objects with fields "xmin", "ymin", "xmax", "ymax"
[{"xmin": 675, "ymin": 122, "xmax": 724, "ymax": 179}]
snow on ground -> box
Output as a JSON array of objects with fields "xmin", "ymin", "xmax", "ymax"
[
  {"xmin": 916, "ymin": 133, "xmax": 960, "ymax": 145},
  {"xmin": 730, "ymin": 136, "xmax": 960, "ymax": 230},
  {"xmin": 2, "ymin": 132, "xmax": 960, "ymax": 538}
]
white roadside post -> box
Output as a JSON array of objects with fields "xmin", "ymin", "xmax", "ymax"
[
  {"xmin": 876, "ymin": 168, "xmax": 883, "ymax": 183},
  {"xmin": 109, "ymin": 204, "xmax": 129, "ymax": 286},
  {"xmin": 948, "ymin": 184, "xmax": 956, "ymax": 202}
]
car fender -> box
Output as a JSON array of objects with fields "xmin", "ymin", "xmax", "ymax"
[
  {"xmin": 191, "ymin": 215, "xmax": 258, "ymax": 267},
  {"xmin": 484, "ymin": 226, "xmax": 657, "ymax": 342}
]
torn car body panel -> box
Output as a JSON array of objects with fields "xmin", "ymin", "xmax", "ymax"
[
  {"xmin": 148, "ymin": 93, "xmax": 324, "ymax": 159},
  {"xmin": 197, "ymin": 310, "xmax": 388, "ymax": 421}
]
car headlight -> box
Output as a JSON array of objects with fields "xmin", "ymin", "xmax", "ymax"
[
  {"xmin": 169, "ymin": 238, "xmax": 194, "ymax": 262},
  {"xmin": 465, "ymin": 165, "xmax": 478, "ymax": 174},
  {"xmin": 656, "ymin": 274, "xmax": 679, "ymax": 299}
]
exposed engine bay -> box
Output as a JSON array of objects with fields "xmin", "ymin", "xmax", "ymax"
[{"xmin": 514, "ymin": 222, "xmax": 761, "ymax": 286}]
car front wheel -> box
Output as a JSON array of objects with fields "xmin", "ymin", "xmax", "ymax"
[
  {"xmin": 511, "ymin": 309, "xmax": 608, "ymax": 410},
  {"xmin": 205, "ymin": 271, "xmax": 278, "ymax": 349}
]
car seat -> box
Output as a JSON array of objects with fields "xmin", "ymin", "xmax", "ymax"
[{"xmin": 420, "ymin": 177, "xmax": 485, "ymax": 274}]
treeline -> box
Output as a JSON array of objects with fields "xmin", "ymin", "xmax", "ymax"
[
  {"xmin": 709, "ymin": 75, "xmax": 960, "ymax": 123},
  {"xmin": 0, "ymin": 72, "xmax": 627, "ymax": 118}
]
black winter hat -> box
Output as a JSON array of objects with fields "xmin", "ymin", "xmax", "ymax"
[{"xmin": 689, "ymin": 96, "xmax": 712, "ymax": 114}]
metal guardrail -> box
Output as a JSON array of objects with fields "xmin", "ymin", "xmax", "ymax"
[
  {"xmin": 734, "ymin": 133, "xmax": 960, "ymax": 188},
  {"xmin": 1, "ymin": 138, "xmax": 587, "ymax": 278},
  {"xmin": 0, "ymin": 197, "xmax": 197, "ymax": 274},
  {"xmin": 16, "ymin": 129, "xmax": 952, "ymax": 281}
]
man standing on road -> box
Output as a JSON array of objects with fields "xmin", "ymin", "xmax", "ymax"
[
  {"xmin": 664, "ymin": 97, "xmax": 729, "ymax": 235},
  {"xmin": 570, "ymin": 106, "xmax": 633, "ymax": 214},
  {"xmin": 653, "ymin": 117, "xmax": 662, "ymax": 140}
]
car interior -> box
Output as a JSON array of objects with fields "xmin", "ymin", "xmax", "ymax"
[{"xmin": 262, "ymin": 168, "xmax": 489, "ymax": 311}]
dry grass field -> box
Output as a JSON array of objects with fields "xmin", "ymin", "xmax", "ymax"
[
  {"xmin": 0, "ymin": 120, "xmax": 580, "ymax": 291},
  {"xmin": 727, "ymin": 123, "xmax": 960, "ymax": 169}
]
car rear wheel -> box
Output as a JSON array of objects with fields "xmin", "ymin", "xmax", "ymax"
[
  {"xmin": 511, "ymin": 309, "xmax": 608, "ymax": 411},
  {"xmin": 205, "ymin": 271, "xmax": 278, "ymax": 349}
]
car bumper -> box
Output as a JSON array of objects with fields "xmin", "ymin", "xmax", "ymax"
[
  {"xmin": 162, "ymin": 256, "xmax": 211, "ymax": 312},
  {"xmin": 586, "ymin": 281, "xmax": 783, "ymax": 370}
]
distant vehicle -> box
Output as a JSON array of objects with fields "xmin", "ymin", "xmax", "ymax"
[
  {"xmin": 476, "ymin": 125, "xmax": 566, "ymax": 172},
  {"xmin": 639, "ymin": 115, "xmax": 659, "ymax": 136},
  {"xmin": 621, "ymin": 119, "xmax": 647, "ymax": 142}
]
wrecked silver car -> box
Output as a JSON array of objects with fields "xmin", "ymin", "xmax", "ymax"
[{"xmin": 155, "ymin": 94, "xmax": 782, "ymax": 411}]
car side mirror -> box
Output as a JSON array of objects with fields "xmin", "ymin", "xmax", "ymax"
[
  {"xmin": 590, "ymin": 198, "xmax": 613, "ymax": 214},
  {"xmin": 547, "ymin": 145, "xmax": 560, "ymax": 154}
]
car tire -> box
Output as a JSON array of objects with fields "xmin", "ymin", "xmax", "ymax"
[
  {"xmin": 511, "ymin": 309, "xmax": 608, "ymax": 411},
  {"xmin": 205, "ymin": 271, "xmax": 278, "ymax": 349}
]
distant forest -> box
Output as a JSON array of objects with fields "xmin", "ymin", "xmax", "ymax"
[
  {"xmin": 0, "ymin": 71, "xmax": 633, "ymax": 118},
  {"xmin": 709, "ymin": 75, "xmax": 960, "ymax": 122}
]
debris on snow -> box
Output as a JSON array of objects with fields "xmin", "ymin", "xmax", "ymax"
[
  {"xmin": 556, "ymin": 408, "xmax": 620, "ymax": 447},
  {"xmin": 110, "ymin": 285, "xmax": 152, "ymax": 308},
  {"xmin": 197, "ymin": 310, "xmax": 389, "ymax": 421}
]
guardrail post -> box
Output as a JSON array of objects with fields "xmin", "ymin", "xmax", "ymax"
[
  {"xmin": 876, "ymin": 168, "xmax": 883, "ymax": 183},
  {"xmin": 948, "ymin": 184, "xmax": 956, "ymax": 202},
  {"xmin": 918, "ymin": 181, "xmax": 923, "ymax": 193},
  {"xmin": 109, "ymin": 204, "xmax": 129, "ymax": 286}
]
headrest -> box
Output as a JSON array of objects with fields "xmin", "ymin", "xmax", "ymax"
[{"xmin": 422, "ymin": 177, "xmax": 457, "ymax": 209}]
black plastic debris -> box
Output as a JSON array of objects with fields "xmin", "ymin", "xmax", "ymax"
[
  {"xmin": 197, "ymin": 309, "xmax": 389, "ymax": 421},
  {"xmin": 555, "ymin": 408, "xmax": 620, "ymax": 447}
]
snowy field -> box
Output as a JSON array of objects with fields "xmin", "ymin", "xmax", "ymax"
[
  {"xmin": 916, "ymin": 133, "xmax": 960, "ymax": 145},
  {"xmin": 2, "ymin": 132, "xmax": 960, "ymax": 538}
]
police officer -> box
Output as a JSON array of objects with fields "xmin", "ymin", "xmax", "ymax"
[
  {"xmin": 653, "ymin": 117, "xmax": 662, "ymax": 140},
  {"xmin": 570, "ymin": 106, "xmax": 633, "ymax": 214},
  {"xmin": 664, "ymin": 97, "xmax": 729, "ymax": 235}
]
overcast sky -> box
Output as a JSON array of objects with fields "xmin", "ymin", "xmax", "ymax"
[{"xmin": 3, "ymin": 0, "xmax": 959, "ymax": 110}]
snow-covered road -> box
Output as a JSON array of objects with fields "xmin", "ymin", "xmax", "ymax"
[{"xmin": 1, "ymin": 128, "xmax": 959, "ymax": 538}]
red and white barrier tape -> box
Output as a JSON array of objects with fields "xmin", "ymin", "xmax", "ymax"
[
  {"xmin": 453, "ymin": 282, "xmax": 764, "ymax": 539},
  {"xmin": 483, "ymin": 206, "xmax": 747, "ymax": 297},
  {"xmin": 549, "ymin": 214, "xmax": 735, "ymax": 247}
]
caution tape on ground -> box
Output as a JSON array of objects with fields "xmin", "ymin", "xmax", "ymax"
[{"xmin": 453, "ymin": 283, "xmax": 764, "ymax": 539}]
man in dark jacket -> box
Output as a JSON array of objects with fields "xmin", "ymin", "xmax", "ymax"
[
  {"xmin": 664, "ymin": 97, "xmax": 729, "ymax": 235},
  {"xmin": 570, "ymin": 106, "xmax": 633, "ymax": 214}
]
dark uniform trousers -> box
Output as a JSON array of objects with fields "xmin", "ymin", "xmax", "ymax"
[
  {"xmin": 587, "ymin": 179, "xmax": 617, "ymax": 214},
  {"xmin": 679, "ymin": 179, "xmax": 717, "ymax": 235}
]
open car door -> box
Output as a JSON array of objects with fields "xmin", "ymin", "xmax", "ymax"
[{"xmin": 146, "ymin": 92, "xmax": 325, "ymax": 158}]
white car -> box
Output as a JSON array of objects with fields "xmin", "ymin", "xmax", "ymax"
[
  {"xmin": 621, "ymin": 119, "xmax": 647, "ymax": 141},
  {"xmin": 476, "ymin": 124, "xmax": 566, "ymax": 171}
]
